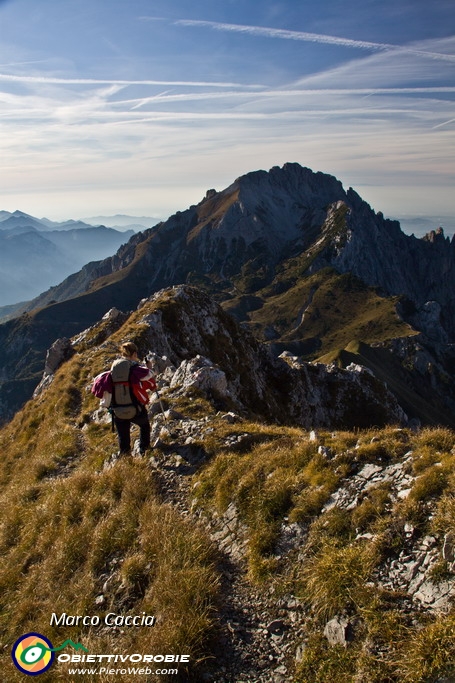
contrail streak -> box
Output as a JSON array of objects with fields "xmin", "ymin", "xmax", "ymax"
[
  {"xmin": 0, "ymin": 72, "xmax": 263, "ymax": 88},
  {"xmin": 176, "ymin": 20, "xmax": 455, "ymax": 62}
]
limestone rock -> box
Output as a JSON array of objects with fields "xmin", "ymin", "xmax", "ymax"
[
  {"xmin": 43, "ymin": 337, "xmax": 73, "ymax": 375},
  {"xmin": 324, "ymin": 616, "xmax": 354, "ymax": 647},
  {"xmin": 170, "ymin": 355, "xmax": 230, "ymax": 399},
  {"xmin": 33, "ymin": 337, "xmax": 74, "ymax": 397}
]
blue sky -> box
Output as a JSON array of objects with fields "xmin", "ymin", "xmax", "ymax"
[{"xmin": 0, "ymin": 0, "xmax": 454, "ymax": 226}]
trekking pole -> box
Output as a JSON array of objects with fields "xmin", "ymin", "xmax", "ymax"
[
  {"xmin": 145, "ymin": 353, "xmax": 168, "ymax": 422},
  {"xmin": 155, "ymin": 389, "xmax": 168, "ymax": 421}
]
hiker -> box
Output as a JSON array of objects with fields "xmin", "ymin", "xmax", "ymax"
[
  {"xmin": 92, "ymin": 341, "xmax": 157, "ymax": 456},
  {"xmin": 112, "ymin": 341, "xmax": 157, "ymax": 456}
]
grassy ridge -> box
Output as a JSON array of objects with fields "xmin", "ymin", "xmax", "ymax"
[{"xmin": 241, "ymin": 268, "xmax": 415, "ymax": 354}]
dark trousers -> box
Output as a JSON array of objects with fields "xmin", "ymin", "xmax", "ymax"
[{"xmin": 114, "ymin": 406, "xmax": 151, "ymax": 454}]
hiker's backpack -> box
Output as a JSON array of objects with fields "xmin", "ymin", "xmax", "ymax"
[
  {"xmin": 110, "ymin": 358, "xmax": 138, "ymax": 420},
  {"xmin": 91, "ymin": 361, "xmax": 157, "ymax": 417}
]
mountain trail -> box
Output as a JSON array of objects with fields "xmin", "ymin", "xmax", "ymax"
[{"xmin": 145, "ymin": 441, "xmax": 303, "ymax": 683}]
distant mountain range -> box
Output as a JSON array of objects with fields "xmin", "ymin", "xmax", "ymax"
[
  {"xmin": 0, "ymin": 164, "xmax": 454, "ymax": 426},
  {"xmin": 82, "ymin": 214, "xmax": 161, "ymax": 231},
  {"xmin": 0, "ymin": 210, "xmax": 135, "ymax": 308},
  {"xmin": 397, "ymin": 215, "xmax": 455, "ymax": 237}
]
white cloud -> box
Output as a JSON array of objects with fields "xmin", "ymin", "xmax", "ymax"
[{"xmin": 293, "ymin": 35, "xmax": 455, "ymax": 90}]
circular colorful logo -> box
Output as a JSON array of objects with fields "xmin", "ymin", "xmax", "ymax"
[{"xmin": 11, "ymin": 632, "xmax": 55, "ymax": 676}]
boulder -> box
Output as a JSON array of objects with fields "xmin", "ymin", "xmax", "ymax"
[
  {"xmin": 170, "ymin": 355, "xmax": 230, "ymax": 399},
  {"xmin": 33, "ymin": 337, "xmax": 74, "ymax": 397}
]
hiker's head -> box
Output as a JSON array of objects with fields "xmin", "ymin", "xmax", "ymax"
[{"xmin": 120, "ymin": 341, "xmax": 139, "ymax": 359}]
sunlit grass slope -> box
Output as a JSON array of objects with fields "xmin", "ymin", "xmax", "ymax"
[
  {"xmin": 0, "ymin": 352, "xmax": 218, "ymax": 682},
  {"xmin": 193, "ymin": 425, "xmax": 455, "ymax": 683},
  {"xmin": 246, "ymin": 269, "xmax": 414, "ymax": 356}
]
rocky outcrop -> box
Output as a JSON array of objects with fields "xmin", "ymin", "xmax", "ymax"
[
  {"xmin": 81, "ymin": 285, "xmax": 406, "ymax": 430},
  {"xmin": 110, "ymin": 285, "xmax": 407, "ymax": 429},
  {"xmin": 170, "ymin": 355, "xmax": 231, "ymax": 400},
  {"xmin": 332, "ymin": 200, "xmax": 455, "ymax": 340},
  {"xmin": 320, "ymin": 451, "xmax": 453, "ymax": 610},
  {"xmin": 33, "ymin": 337, "xmax": 74, "ymax": 396}
]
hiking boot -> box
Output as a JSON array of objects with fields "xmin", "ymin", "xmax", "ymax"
[
  {"xmin": 103, "ymin": 451, "xmax": 127, "ymax": 470},
  {"xmin": 133, "ymin": 439, "xmax": 151, "ymax": 458}
]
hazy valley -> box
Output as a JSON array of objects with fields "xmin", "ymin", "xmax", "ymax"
[{"xmin": 0, "ymin": 210, "xmax": 135, "ymax": 311}]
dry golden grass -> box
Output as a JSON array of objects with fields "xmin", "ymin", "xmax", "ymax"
[
  {"xmin": 0, "ymin": 464, "xmax": 218, "ymax": 681},
  {"xmin": 0, "ymin": 352, "xmax": 219, "ymax": 682},
  {"xmin": 193, "ymin": 424, "xmax": 455, "ymax": 682}
]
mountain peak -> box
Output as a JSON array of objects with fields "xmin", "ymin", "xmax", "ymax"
[
  {"xmin": 11, "ymin": 209, "xmax": 34, "ymax": 219},
  {"xmin": 422, "ymin": 226, "xmax": 447, "ymax": 243}
]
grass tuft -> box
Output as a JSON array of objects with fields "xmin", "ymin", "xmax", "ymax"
[{"xmin": 299, "ymin": 540, "xmax": 378, "ymax": 619}]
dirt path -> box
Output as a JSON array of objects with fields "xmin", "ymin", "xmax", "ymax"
[{"xmin": 149, "ymin": 450, "xmax": 304, "ymax": 683}]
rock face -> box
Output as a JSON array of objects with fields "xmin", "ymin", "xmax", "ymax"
[
  {"xmin": 169, "ymin": 355, "xmax": 230, "ymax": 398},
  {"xmin": 330, "ymin": 193, "xmax": 455, "ymax": 339},
  {"xmin": 80, "ymin": 285, "xmax": 405, "ymax": 429},
  {"xmin": 33, "ymin": 337, "xmax": 74, "ymax": 397}
]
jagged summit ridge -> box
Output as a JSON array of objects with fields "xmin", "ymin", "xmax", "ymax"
[
  {"xmin": 168, "ymin": 163, "xmax": 349, "ymax": 272},
  {"xmin": 227, "ymin": 163, "xmax": 346, "ymax": 246},
  {"xmin": 24, "ymin": 162, "xmax": 455, "ymax": 330}
]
